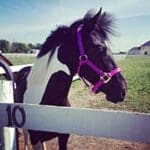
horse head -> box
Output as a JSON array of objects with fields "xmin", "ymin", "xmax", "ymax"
[{"xmin": 68, "ymin": 8, "xmax": 127, "ymax": 103}]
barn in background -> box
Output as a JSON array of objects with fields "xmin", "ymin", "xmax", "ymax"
[{"xmin": 128, "ymin": 41, "xmax": 150, "ymax": 55}]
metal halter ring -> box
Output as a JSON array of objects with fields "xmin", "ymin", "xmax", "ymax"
[
  {"xmin": 79, "ymin": 55, "xmax": 88, "ymax": 61},
  {"xmin": 100, "ymin": 73, "xmax": 111, "ymax": 84}
]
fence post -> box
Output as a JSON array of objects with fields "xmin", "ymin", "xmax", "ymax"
[{"xmin": 0, "ymin": 60, "xmax": 17, "ymax": 150}]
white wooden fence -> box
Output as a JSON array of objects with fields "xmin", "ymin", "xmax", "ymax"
[
  {"xmin": 0, "ymin": 103, "xmax": 150, "ymax": 144},
  {"xmin": 0, "ymin": 60, "xmax": 18, "ymax": 150},
  {"xmin": 0, "ymin": 81, "xmax": 17, "ymax": 150}
]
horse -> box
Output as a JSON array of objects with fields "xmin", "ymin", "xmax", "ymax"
[{"xmin": 15, "ymin": 7, "xmax": 127, "ymax": 150}]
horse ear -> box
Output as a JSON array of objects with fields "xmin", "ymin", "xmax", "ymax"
[
  {"xmin": 85, "ymin": 7, "xmax": 102, "ymax": 32},
  {"xmin": 92, "ymin": 7, "xmax": 102, "ymax": 23}
]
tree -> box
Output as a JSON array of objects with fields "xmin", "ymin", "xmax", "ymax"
[
  {"xmin": 28, "ymin": 43, "xmax": 35, "ymax": 49},
  {"xmin": 0, "ymin": 39, "xmax": 41, "ymax": 53},
  {"xmin": 11, "ymin": 42, "xmax": 27, "ymax": 53},
  {"xmin": 0, "ymin": 40, "xmax": 10, "ymax": 53},
  {"xmin": 28, "ymin": 43, "xmax": 41, "ymax": 50},
  {"xmin": 35, "ymin": 43, "xmax": 42, "ymax": 49}
]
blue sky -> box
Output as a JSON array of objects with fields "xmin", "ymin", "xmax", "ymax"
[{"xmin": 0, "ymin": 0, "xmax": 150, "ymax": 52}]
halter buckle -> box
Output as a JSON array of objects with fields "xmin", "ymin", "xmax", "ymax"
[
  {"xmin": 79, "ymin": 55, "xmax": 88, "ymax": 61},
  {"xmin": 100, "ymin": 73, "xmax": 111, "ymax": 84}
]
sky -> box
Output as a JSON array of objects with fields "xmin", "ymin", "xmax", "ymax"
[{"xmin": 0, "ymin": 0, "xmax": 150, "ymax": 52}]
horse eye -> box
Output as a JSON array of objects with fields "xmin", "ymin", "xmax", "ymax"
[
  {"xmin": 99, "ymin": 45, "xmax": 107, "ymax": 55},
  {"xmin": 97, "ymin": 44, "xmax": 106, "ymax": 51},
  {"xmin": 99, "ymin": 46, "xmax": 103, "ymax": 51}
]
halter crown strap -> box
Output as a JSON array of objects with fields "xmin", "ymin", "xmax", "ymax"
[
  {"xmin": 77, "ymin": 25, "xmax": 85, "ymax": 56},
  {"xmin": 76, "ymin": 25, "xmax": 121, "ymax": 93}
]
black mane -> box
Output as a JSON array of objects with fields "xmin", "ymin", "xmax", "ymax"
[
  {"xmin": 37, "ymin": 26, "xmax": 70, "ymax": 58},
  {"xmin": 38, "ymin": 9, "xmax": 115, "ymax": 58}
]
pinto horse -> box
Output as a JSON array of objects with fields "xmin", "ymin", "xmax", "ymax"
[{"xmin": 15, "ymin": 8, "xmax": 127, "ymax": 150}]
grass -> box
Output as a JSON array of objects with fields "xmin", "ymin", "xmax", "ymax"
[
  {"xmin": 119, "ymin": 56, "xmax": 150, "ymax": 113},
  {"xmin": 4, "ymin": 54, "xmax": 35, "ymax": 65},
  {"xmin": 1, "ymin": 54, "xmax": 150, "ymax": 113}
]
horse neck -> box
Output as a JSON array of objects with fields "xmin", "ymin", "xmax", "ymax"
[
  {"xmin": 23, "ymin": 46, "xmax": 73, "ymax": 105},
  {"xmin": 61, "ymin": 34, "xmax": 80, "ymax": 76}
]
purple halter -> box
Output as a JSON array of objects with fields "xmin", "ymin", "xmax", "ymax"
[{"xmin": 76, "ymin": 25, "xmax": 121, "ymax": 93}]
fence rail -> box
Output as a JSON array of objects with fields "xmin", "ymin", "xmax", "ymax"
[
  {"xmin": 0, "ymin": 64, "xmax": 32, "ymax": 74},
  {"xmin": 0, "ymin": 103, "xmax": 150, "ymax": 143}
]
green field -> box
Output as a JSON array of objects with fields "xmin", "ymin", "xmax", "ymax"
[
  {"xmin": 4, "ymin": 54, "xmax": 36, "ymax": 65},
  {"xmin": 1, "ymin": 55, "xmax": 150, "ymax": 113},
  {"xmin": 119, "ymin": 56, "xmax": 150, "ymax": 113}
]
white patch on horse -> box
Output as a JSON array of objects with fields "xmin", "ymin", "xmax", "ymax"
[{"xmin": 23, "ymin": 46, "xmax": 70, "ymax": 104}]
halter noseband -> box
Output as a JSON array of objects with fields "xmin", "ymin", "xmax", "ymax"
[{"xmin": 76, "ymin": 25, "xmax": 121, "ymax": 93}]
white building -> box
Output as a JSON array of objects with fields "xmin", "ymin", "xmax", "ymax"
[
  {"xmin": 28, "ymin": 49, "xmax": 39, "ymax": 54},
  {"xmin": 128, "ymin": 41, "xmax": 150, "ymax": 55}
]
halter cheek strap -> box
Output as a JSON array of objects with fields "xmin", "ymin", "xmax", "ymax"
[{"xmin": 76, "ymin": 25, "xmax": 121, "ymax": 93}]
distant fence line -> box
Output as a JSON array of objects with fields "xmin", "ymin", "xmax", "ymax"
[
  {"xmin": 0, "ymin": 64, "xmax": 79, "ymax": 81},
  {"xmin": 3, "ymin": 53, "xmax": 127, "ymax": 61},
  {"xmin": 3, "ymin": 53, "xmax": 37, "ymax": 57}
]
